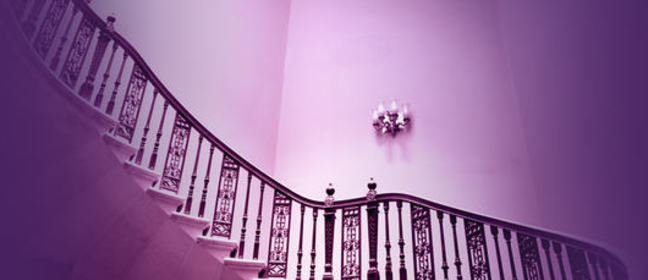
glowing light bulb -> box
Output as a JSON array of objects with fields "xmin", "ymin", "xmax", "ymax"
[{"xmin": 378, "ymin": 103, "xmax": 385, "ymax": 114}]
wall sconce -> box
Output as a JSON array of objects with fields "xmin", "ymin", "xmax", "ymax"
[{"xmin": 372, "ymin": 100, "xmax": 411, "ymax": 136}]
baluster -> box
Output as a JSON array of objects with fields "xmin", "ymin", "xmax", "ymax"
[
  {"xmin": 238, "ymin": 173, "xmax": 253, "ymax": 258},
  {"xmin": 598, "ymin": 259, "xmax": 610, "ymax": 280},
  {"xmin": 566, "ymin": 246, "xmax": 591, "ymax": 280},
  {"xmin": 113, "ymin": 64, "xmax": 148, "ymax": 143},
  {"xmin": 450, "ymin": 215, "xmax": 464, "ymax": 280},
  {"xmin": 490, "ymin": 226, "xmax": 505, "ymax": 280},
  {"xmin": 437, "ymin": 211, "xmax": 450, "ymax": 280},
  {"xmin": 148, "ymin": 100, "xmax": 169, "ymax": 170},
  {"xmin": 366, "ymin": 180, "xmax": 380, "ymax": 280},
  {"xmin": 310, "ymin": 208, "xmax": 319, "ymax": 280},
  {"xmin": 135, "ymin": 89, "xmax": 158, "ymax": 164},
  {"xmin": 323, "ymin": 187, "xmax": 336, "ymax": 280},
  {"xmin": 158, "ymin": 114, "xmax": 192, "ymax": 193},
  {"xmin": 94, "ymin": 42, "xmax": 118, "ymax": 107},
  {"xmin": 464, "ymin": 220, "xmax": 491, "ymax": 280},
  {"xmin": 182, "ymin": 135, "xmax": 203, "ymax": 214},
  {"xmin": 588, "ymin": 253, "xmax": 601, "ymax": 280},
  {"xmin": 198, "ymin": 144, "xmax": 215, "ymax": 217},
  {"xmin": 516, "ymin": 233, "xmax": 544, "ymax": 280},
  {"xmin": 296, "ymin": 205, "xmax": 306, "ymax": 280},
  {"xmin": 266, "ymin": 191, "xmax": 293, "ymax": 278},
  {"xmin": 105, "ymin": 52, "xmax": 128, "ymax": 115},
  {"xmin": 21, "ymin": 0, "xmax": 46, "ymax": 39},
  {"xmin": 384, "ymin": 202, "xmax": 393, "ymax": 280},
  {"xmin": 411, "ymin": 204, "xmax": 435, "ymax": 280},
  {"xmin": 50, "ymin": 3, "xmax": 78, "ymax": 71},
  {"xmin": 59, "ymin": 15, "xmax": 97, "ymax": 89},
  {"xmin": 541, "ymin": 240, "xmax": 556, "ymax": 280},
  {"xmin": 78, "ymin": 16, "xmax": 114, "ymax": 100},
  {"xmin": 33, "ymin": 0, "xmax": 71, "ymax": 59},
  {"xmin": 396, "ymin": 201, "xmax": 407, "ymax": 280},
  {"xmin": 503, "ymin": 229, "xmax": 518, "ymax": 280},
  {"xmin": 209, "ymin": 155, "xmax": 240, "ymax": 237},
  {"xmin": 341, "ymin": 206, "xmax": 362, "ymax": 280},
  {"xmin": 252, "ymin": 182, "xmax": 266, "ymax": 259},
  {"xmin": 552, "ymin": 242, "xmax": 566, "ymax": 280}
]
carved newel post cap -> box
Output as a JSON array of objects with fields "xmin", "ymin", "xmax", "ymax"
[
  {"xmin": 366, "ymin": 178, "xmax": 377, "ymax": 201},
  {"xmin": 325, "ymin": 183, "xmax": 335, "ymax": 207},
  {"xmin": 106, "ymin": 15, "xmax": 116, "ymax": 32}
]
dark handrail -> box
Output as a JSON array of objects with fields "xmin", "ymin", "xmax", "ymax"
[{"xmin": 71, "ymin": 0, "xmax": 627, "ymax": 273}]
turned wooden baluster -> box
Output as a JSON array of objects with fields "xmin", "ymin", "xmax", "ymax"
[
  {"xmin": 503, "ymin": 229, "xmax": 518, "ymax": 280},
  {"xmin": 437, "ymin": 211, "xmax": 450, "ymax": 280},
  {"xmin": 450, "ymin": 215, "xmax": 464, "ymax": 280},
  {"xmin": 323, "ymin": 186, "xmax": 336, "ymax": 280},
  {"xmin": 396, "ymin": 201, "xmax": 407, "ymax": 280},
  {"xmin": 78, "ymin": 16, "xmax": 113, "ymax": 100},
  {"xmin": 366, "ymin": 180, "xmax": 380, "ymax": 280},
  {"xmin": 182, "ymin": 135, "xmax": 203, "ymax": 214},
  {"xmin": 588, "ymin": 252, "xmax": 602, "ymax": 280},
  {"xmin": 148, "ymin": 100, "xmax": 169, "ymax": 170},
  {"xmin": 21, "ymin": 0, "xmax": 46, "ymax": 39},
  {"xmin": 105, "ymin": 52, "xmax": 128, "ymax": 115},
  {"xmin": 552, "ymin": 242, "xmax": 566, "ymax": 280},
  {"xmin": 93, "ymin": 41, "xmax": 118, "ymax": 107},
  {"xmin": 50, "ymin": 2, "xmax": 78, "ymax": 71},
  {"xmin": 384, "ymin": 201, "xmax": 394, "ymax": 280},
  {"xmin": 310, "ymin": 208, "xmax": 319, "ymax": 280},
  {"xmin": 197, "ymin": 144, "xmax": 215, "ymax": 217},
  {"xmin": 490, "ymin": 226, "xmax": 505, "ymax": 280},
  {"xmin": 238, "ymin": 173, "xmax": 253, "ymax": 258},
  {"xmin": 542, "ymin": 239, "xmax": 556, "ymax": 280},
  {"xmin": 296, "ymin": 204, "xmax": 306, "ymax": 280},
  {"xmin": 252, "ymin": 182, "xmax": 266, "ymax": 259},
  {"xmin": 135, "ymin": 89, "xmax": 158, "ymax": 164}
]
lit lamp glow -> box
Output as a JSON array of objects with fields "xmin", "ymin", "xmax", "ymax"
[{"xmin": 372, "ymin": 100, "xmax": 411, "ymax": 136}]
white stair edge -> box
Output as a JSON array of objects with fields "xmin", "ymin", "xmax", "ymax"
[
  {"xmin": 223, "ymin": 257, "xmax": 266, "ymax": 280},
  {"xmin": 196, "ymin": 235, "xmax": 238, "ymax": 259},
  {"xmin": 145, "ymin": 188, "xmax": 184, "ymax": 214},
  {"xmin": 170, "ymin": 212, "xmax": 210, "ymax": 238},
  {"xmin": 102, "ymin": 133, "xmax": 137, "ymax": 163},
  {"xmin": 123, "ymin": 161, "xmax": 160, "ymax": 189}
]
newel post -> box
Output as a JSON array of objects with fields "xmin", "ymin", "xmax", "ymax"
[
  {"xmin": 367, "ymin": 179, "xmax": 380, "ymax": 280},
  {"xmin": 323, "ymin": 185, "xmax": 336, "ymax": 280}
]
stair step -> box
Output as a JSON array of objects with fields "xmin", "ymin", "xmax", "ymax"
[
  {"xmin": 124, "ymin": 161, "xmax": 160, "ymax": 190},
  {"xmin": 145, "ymin": 188, "xmax": 184, "ymax": 215},
  {"xmin": 170, "ymin": 212, "xmax": 210, "ymax": 238},
  {"xmin": 102, "ymin": 133, "xmax": 137, "ymax": 162},
  {"xmin": 197, "ymin": 235, "xmax": 238, "ymax": 259},
  {"xmin": 223, "ymin": 257, "xmax": 266, "ymax": 280}
]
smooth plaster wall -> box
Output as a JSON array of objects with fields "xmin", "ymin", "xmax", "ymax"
[{"xmin": 90, "ymin": 0, "xmax": 292, "ymax": 173}]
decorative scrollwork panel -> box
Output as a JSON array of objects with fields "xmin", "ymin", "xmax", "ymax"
[
  {"xmin": 464, "ymin": 219, "xmax": 491, "ymax": 280},
  {"xmin": 567, "ymin": 246, "xmax": 591, "ymax": 280},
  {"xmin": 210, "ymin": 156, "xmax": 240, "ymax": 238},
  {"xmin": 114, "ymin": 64, "xmax": 148, "ymax": 143},
  {"xmin": 341, "ymin": 207, "xmax": 362, "ymax": 280},
  {"xmin": 159, "ymin": 114, "xmax": 191, "ymax": 193},
  {"xmin": 266, "ymin": 192, "xmax": 292, "ymax": 277},
  {"xmin": 60, "ymin": 15, "xmax": 95, "ymax": 88},
  {"xmin": 411, "ymin": 204, "xmax": 436, "ymax": 280},
  {"xmin": 33, "ymin": 0, "xmax": 70, "ymax": 59},
  {"xmin": 517, "ymin": 233, "xmax": 544, "ymax": 280}
]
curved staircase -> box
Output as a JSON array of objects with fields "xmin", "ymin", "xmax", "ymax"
[{"xmin": 2, "ymin": 0, "xmax": 629, "ymax": 279}]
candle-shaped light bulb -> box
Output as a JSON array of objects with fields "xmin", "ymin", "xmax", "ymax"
[
  {"xmin": 378, "ymin": 103, "xmax": 385, "ymax": 114},
  {"xmin": 372, "ymin": 110, "xmax": 378, "ymax": 120},
  {"xmin": 403, "ymin": 104, "xmax": 409, "ymax": 117},
  {"xmin": 390, "ymin": 100, "xmax": 398, "ymax": 112}
]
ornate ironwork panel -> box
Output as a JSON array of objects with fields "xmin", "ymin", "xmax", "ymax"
[
  {"xmin": 410, "ymin": 204, "xmax": 435, "ymax": 280},
  {"xmin": 33, "ymin": 0, "xmax": 70, "ymax": 59},
  {"xmin": 341, "ymin": 207, "xmax": 362, "ymax": 280},
  {"xmin": 114, "ymin": 64, "xmax": 148, "ymax": 143},
  {"xmin": 266, "ymin": 191, "xmax": 292, "ymax": 277},
  {"xmin": 60, "ymin": 15, "xmax": 95, "ymax": 88},
  {"xmin": 210, "ymin": 155, "xmax": 240, "ymax": 238},
  {"xmin": 566, "ymin": 246, "xmax": 591, "ymax": 280},
  {"xmin": 517, "ymin": 233, "xmax": 544, "ymax": 280},
  {"xmin": 159, "ymin": 114, "xmax": 191, "ymax": 193},
  {"xmin": 464, "ymin": 220, "xmax": 491, "ymax": 280}
]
